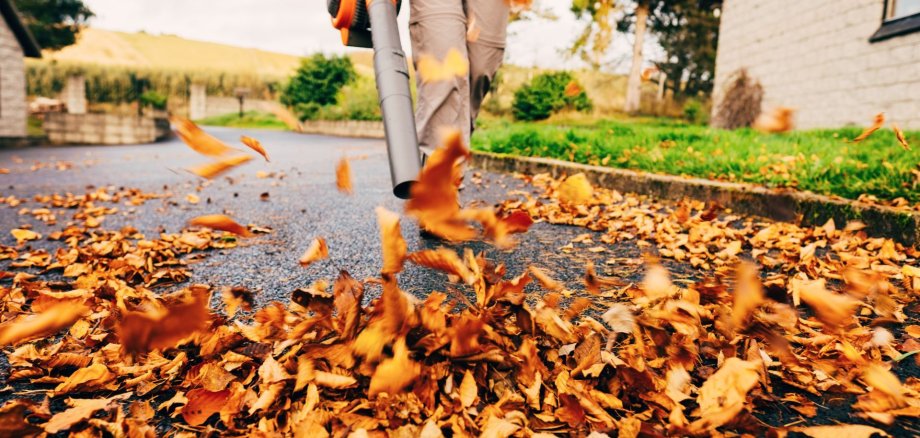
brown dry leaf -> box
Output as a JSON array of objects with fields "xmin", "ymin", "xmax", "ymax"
[
  {"xmin": 0, "ymin": 302, "xmax": 89, "ymax": 346},
  {"xmin": 199, "ymin": 362, "xmax": 236, "ymax": 392},
  {"xmin": 182, "ymin": 388, "xmax": 230, "ymax": 426},
  {"xmin": 466, "ymin": 16, "xmax": 480, "ymax": 43},
  {"xmin": 368, "ymin": 338, "xmax": 420, "ymax": 397},
  {"xmin": 189, "ymin": 154, "xmax": 253, "ymax": 179},
  {"xmin": 585, "ymin": 261, "xmax": 622, "ymax": 295},
  {"xmin": 10, "ymin": 228, "xmax": 40, "ymax": 244},
  {"xmin": 905, "ymin": 325, "xmax": 920, "ymax": 338},
  {"xmin": 797, "ymin": 279, "xmax": 859, "ymax": 329},
  {"xmin": 529, "ymin": 266, "xmax": 564, "ymax": 291},
  {"xmin": 240, "ymin": 135, "xmax": 270, "ymax": 161},
  {"xmin": 221, "ymin": 286, "xmax": 254, "ymax": 318},
  {"xmin": 408, "ymin": 248, "xmax": 475, "ymax": 284},
  {"xmin": 892, "ymin": 123, "xmax": 911, "ymax": 151},
  {"xmin": 376, "ymin": 207, "xmax": 406, "ymax": 274},
  {"xmin": 731, "ymin": 262, "xmax": 764, "ymax": 330},
  {"xmin": 689, "ymin": 357, "xmax": 762, "ymax": 433},
  {"xmin": 601, "ymin": 303, "xmax": 635, "ymax": 334},
  {"xmin": 336, "ymin": 157, "xmax": 352, "ymax": 194},
  {"xmin": 299, "ymin": 237, "xmax": 329, "ymax": 267},
  {"xmin": 54, "ymin": 363, "xmax": 114, "ymax": 395},
  {"xmin": 44, "ymin": 395, "xmax": 125, "ymax": 434},
  {"xmin": 862, "ymin": 363, "xmax": 905, "ymax": 404},
  {"xmin": 753, "ymin": 106, "xmax": 795, "ymax": 133},
  {"xmin": 405, "ymin": 130, "xmax": 475, "ymax": 241},
  {"xmin": 172, "ymin": 116, "xmax": 235, "ymax": 157},
  {"xmin": 189, "ymin": 214, "xmax": 253, "ymax": 237},
  {"xmin": 853, "ymin": 112, "xmax": 885, "ymax": 142},
  {"xmin": 417, "ymin": 48, "xmax": 469, "ymax": 83},
  {"xmin": 556, "ymin": 173, "xmax": 593, "ymax": 205},
  {"xmin": 564, "ymin": 81, "xmax": 582, "ymax": 97},
  {"xmin": 793, "ymin": 424, "xmax": 890, "ymax": 438},
  {"xmin": 459, "ymin": 369, "xmax": 478, "ymax": 408},
  {"xmin": 314, "ymin": 371, "xmax": 357, "ymax": 389},
  {"xmin": 641, "ymin": 263, "xmax": 673, "ymax": 301},
  {"xmin": 117, "ymin": 285, "xmax": 212, "ymax": 354}
]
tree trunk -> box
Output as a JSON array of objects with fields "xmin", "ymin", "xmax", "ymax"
[{"xmin": 624, "ymin": 3, "xmax": 648, "ymax": 114}]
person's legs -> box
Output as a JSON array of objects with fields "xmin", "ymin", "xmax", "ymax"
[
  {"xmin": 409, "ymin": 0, "xmax": 470, "ymax": 152},
  {"xmin": 465, "ymin": 0, "xmax": 509, "ymax": 130}
]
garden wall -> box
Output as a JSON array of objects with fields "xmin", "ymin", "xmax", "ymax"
[
  {"xmin": 299, "ymin": 120, "xmax": 384, "ymax": 139},
  {"xmin": 44, "ymin": 113, "xmax": 170, "ymax": 145}
]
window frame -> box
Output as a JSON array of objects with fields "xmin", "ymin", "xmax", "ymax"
[{"xmin": 871, "ymin": 0, "xmax": 920, "ymax": 42}]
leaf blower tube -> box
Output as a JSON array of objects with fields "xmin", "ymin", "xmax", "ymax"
[{"xmin": 328, "ymin": 0, "xmax": 421, "ymax": 199}]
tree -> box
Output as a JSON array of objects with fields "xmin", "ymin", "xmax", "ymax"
[
  {"xmin": 14, "ymin": 0, "xmax": 94, "ymax": 51},
  {"xmin": 570, "ymin": 0, "xmax": 649, "ymax": 114},
  {"xmin": 280, "ymin": 54, "xmax": 356, "ymax": 121}
]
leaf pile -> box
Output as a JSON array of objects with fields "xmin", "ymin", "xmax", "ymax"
[{"xmin": 1, "ymin": 133, "xmax": 919, "ymax": 437}]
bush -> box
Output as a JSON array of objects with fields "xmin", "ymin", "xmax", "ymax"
[
  {"xmin": 315, "ymin": 76, "xmax": 381, "ymax": 121},
  {"xmin": 512, "ymin": 71, "xmax": 593, "ymax": 121},
  {"xmin": 281, "ymin": 54, "xmax": 356, "ymax": 120},
  {"xmin": 712, "ymin": 69, "xmax": 763, "ymax": 129},
  {"xmin": 139, "ymin": 90, "xmax": 167, "ymax": 110},
  {"xmin": 682, "ymin": 99, "xmax": 709, "ymax": 125}
]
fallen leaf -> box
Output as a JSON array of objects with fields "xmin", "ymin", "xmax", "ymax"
[
  {"xmin": 376, "ymin": 207, "xmax": 406, "ymax": 274},
  {"xmin": 0, "ymin": 302, "xmax": 89, "ymax": 346},
  {"xmin": 10, "ymin": 228, "xmax": 40, "ymax": 244},
  {"xmin": 689, "ymin": 358, "xmax": 762, "ymax": 433},
  {"xmin": 241, "ymin": 135, "xmax": 270, "ymax": 161},
  {"xmin": 172, "ymin": 116, "xmax": 235, "ymax": 157},
  {"xmin": 189, "ymin": 154, "xmax": 253, "ymax": 179},
  {"xmin": 117, "ymin": 285, "xmax": 212, "ymax": 354},
  {"xmin": 459, "ymin": 369, "xmax": 477, "ymax": 408},
  {"xmin": 368, "ymin": 338, "xmax": 420, "ymax": 397},
  {"xmin": 557, "ymin": 173, "xmax": 593, "ymax": 205},
  {"xmin": 892, "ymin": 123, "xmax": 911, "ymax": 151},
  {"xmin": 731, "ymin": 262, "xmax": 764, "ymax": 330},
  {"xmin": 853, "ymin": 113, "xmax": 884, "ymax": 142},
  {"xmin": 299, "ymin": 237, "xmax": 329, "ymax": 267},
  {"xmin": 797, "ymin": 279, "xmax": 859, "ymax": 329},
  {"xmin": 54, "ymin": 363, "xmax": 114, "ymax": 395},
  {"xmin": 408, "ymin": 248, "xmax": 475, "ymax": 284},
  {"xmin": 529, "ymin": 266, "xmax": 564, "ymax": 291},
  {"xmin": 793, "ymin": 424, "xmax": 890, "ymax": 438},
  {"xmin": 417, "ymin": 48, "xmax": 469, "ymax": 83},
  {"xmin": 182, "ymin": 388, "xmax": 230, "ymax": 426},
  {"xmin": 406, "ymin": 130, "xmax": 475, "ymax": 241},
  {"xmin": 336, "ymin": 157, "xmax": 352, "ymax": 194},
  {"xmin": 601, "ymin": 303, "xmax": 635, "ymax": 334},
  {"xmin": 189, "ymin": 214, "xmax": 252, "ymax": 237},
  {"xmin": 45, "ymin": 395, "xmax": 126, "ymax": 434}
]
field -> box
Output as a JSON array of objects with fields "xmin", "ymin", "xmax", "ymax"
[{"xmin": 472, "ymin": 118, "xmax": 920, "ymax": 204}]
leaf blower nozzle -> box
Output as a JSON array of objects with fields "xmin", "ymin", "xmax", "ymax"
[{"xmin": 328, "ymin": 0, "xmax": 421, "ymax": 199}]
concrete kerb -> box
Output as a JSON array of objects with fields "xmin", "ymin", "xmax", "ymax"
[{"xmin": 468, "ymin": 151, "xmax": 920, "ymax": 247}]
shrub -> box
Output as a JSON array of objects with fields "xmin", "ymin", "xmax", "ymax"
[
  {"xmin": 316, "ymin": 76, "xmax": 381, "ymax": 121},
  {"xmin": 682, "ymin": 99, "xmax": 709, "ymax": 125},
  {"xmin": 712, "ymin": 69, "xmax": 763, "ymax": 129},
  {"xmin": 281, "ymin": 54, "xmax": 356, "ymax": 120},
  {"xmin": 512, "ymin": 71, "xmax": 592, "ymax": 121},
  {"xmin": 139, "ymin": 90, "xmax": 167, "ymax": 110}
]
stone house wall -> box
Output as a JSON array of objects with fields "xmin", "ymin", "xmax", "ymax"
[
  {"xmin": 712, "ymin": 0, "xmax": 920, "ymax": 129},
  {"xmin": 0, "ymin": 14, "xmax": 26, "ymax": 137}
]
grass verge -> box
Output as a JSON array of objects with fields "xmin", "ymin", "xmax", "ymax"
[
  {"xmin": 472, "ymin": 118, "xmax": 920, "ymax": 204},
  {"xmin": 197, "ymin": 111, "xmax": 289, "ymax": 131}
]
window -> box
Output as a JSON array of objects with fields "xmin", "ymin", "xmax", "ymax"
[
  {"xmin": 871, "ymin": 0, "xmax": 920, "ymax": 41},
  {"xmin": 887, "ymin": 0, "xmax": 920, "ymax": 20}
]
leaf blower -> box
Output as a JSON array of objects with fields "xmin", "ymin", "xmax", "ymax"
[{"xmin": 327, "ymin": 0, "xmax": 421, "ymax": 199}]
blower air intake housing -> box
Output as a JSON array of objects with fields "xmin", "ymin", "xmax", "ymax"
[{"xmin": 328, "ymin": 0, "xmax": 402, "ymax": 48}]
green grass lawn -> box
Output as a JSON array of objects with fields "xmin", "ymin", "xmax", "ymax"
[
  {"xmin": 471, "ymin": 118, "xmax": 920, "ymax": 204},
  {"xmin": 197, "ymin": 111, "xmax": 289, "ymax": 131}
]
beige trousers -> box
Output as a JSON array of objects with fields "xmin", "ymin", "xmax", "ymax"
[{"xmin": 409, "ymin": 0, "xmax": 509, "ymax": 151}]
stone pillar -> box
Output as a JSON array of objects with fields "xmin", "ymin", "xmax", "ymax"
[
  {"xmin": 63, "ymin": 75, "xmax": 87, "ymax": 114},
  {"xmin": 189, "ymin": 84, "xmax": 207, "ymax": 120}
]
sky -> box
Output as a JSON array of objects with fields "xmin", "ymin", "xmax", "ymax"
[{"xmin": 82, "ymin": 0, "xmax": 660, "ymax": 72}]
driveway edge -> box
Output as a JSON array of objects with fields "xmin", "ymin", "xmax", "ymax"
[{"xmin": 469, "ymin": 151, "xmax": 920, "ymax": 247}]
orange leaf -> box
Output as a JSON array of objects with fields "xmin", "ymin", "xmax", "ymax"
[
  {"xmin": 797, "ymin": 279, "xmax": 859, "ymax": 329},
  {"xmin": 459, "ymin": 369, "xmax": 478, "ymax": 408},
  {"xmin": 406, "ymin": 130, "xmax": 475, "ymax": 242},
  {"xmin": 408, "ymin": 248, "xmax": 475, "ymax": 284},
  {"xmin": 189, "ymin": 154, "xmax": 253, "ymax": 179},
  {"xmin": 466, "ymin": 16, "xmax": 481, "ymax": 43},
  {"xmin": 44, "ymin": 396, "xmax": 123, "ymax": 434},
  {"xmin": 792, "ymin": 424, "xmax": 889, "ymax": 438},
  {"xmin": 299, "ymin": 237, "xmax": 329, "ymax": 267},
  {"xmin": 336, "ymin": 157, "xmax": 353, "ymax": 194},
  {"xmin": 853, "ymin": 112, "xmax": 884, "ymax": 142},
  {"xmin": 529, "ymin": 266, "xmax": 564, "ymax": 291},
  {"xmin": 689, "ymin": 358, "xmax": 762, "ymax": 433},
  {"xmin": 376, "ymin": 207, "xmax": 406, "ymax": 274},
  {"xmin": 240, "ymin": 136, "xmax": 270, "ymax": 161},
  {"xmin": 117, "ymin": 285, "xmax": 212, "ymax": 354},
  {"xmin": 752, "ymin": 107, "xmax": 795, "ymax": 133},
  {"xmin": 564, "ymin": 81, "xmax": 582, "ymax": 97},
  {"xmin": 862, "ymin": 363, "xmax": 906, "ymax": 403},
  {"xmin": 730, "ymin": 262, "xmax": 764, "ymax": 330},
  {"xmin": 0, "ymin": 302, "xmax": 88, "ymax": 346},
  {"xmin": 189, "ymin": 214, "xmax": 252, "ymax": 237},
  {"xmin": 556, "ymin": 173, "xmax": 593, "ymax": 205},
  {"xmin": 172, "ymin": 117, "xmax": 234, "ymax": 157},
  {"xmin": 368, "ymin": 338, "xmax": 420, "ymax": 397},
  {"xmin": 417, "ymin": 48, "xmax": 469, "ymax": 84},
  {"xmin": 10, "ymin": 228, "xmax": 40, "ymax": 244},
  {"xmin": 893, "ymin": 123, "xmax": 911, "ymax": 151},
  {"xmin": 182, "ymin": 388, "xmax": 230, "ymax": 426},
  {"xmin": 54, "ymin": 363, "xmax": 114, "ymax": 395}
]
